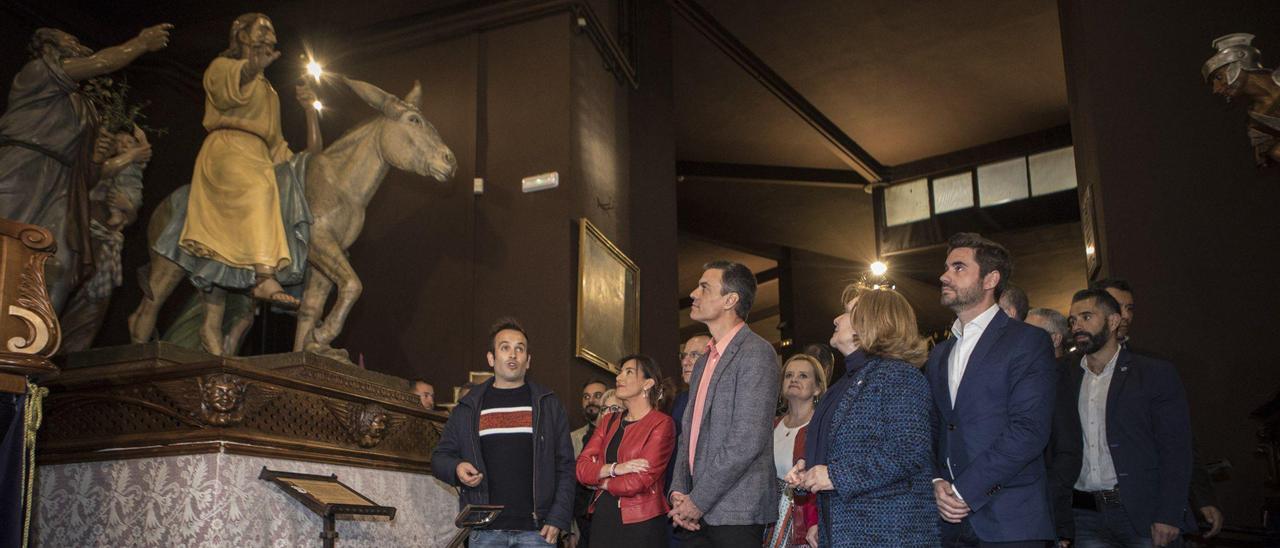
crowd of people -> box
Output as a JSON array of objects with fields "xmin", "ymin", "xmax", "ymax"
[{"xmin": 430, "ymin": 232, "xmax": 1219, "ymax": 547}]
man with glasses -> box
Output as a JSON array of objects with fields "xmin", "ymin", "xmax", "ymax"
[
  {"xmin": 674, "ymin": 334, "xmax": 711, "ymax": 435},
  {"xmin": 666, "ymin": 334, "xmax": 710, "ymax": 487}
]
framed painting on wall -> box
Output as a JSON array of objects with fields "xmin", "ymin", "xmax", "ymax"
[{"xmin": 575, "ymin": 218, "xmax": 639, "ymax": 374}]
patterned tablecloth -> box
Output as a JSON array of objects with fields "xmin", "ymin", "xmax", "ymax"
[{"xmin": 34, "ymin": 452, "xmax": 459, "ymax": 547}]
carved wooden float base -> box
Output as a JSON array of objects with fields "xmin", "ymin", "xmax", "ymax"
[{"xmin": 38, "ymin": 342, "xmax": 445, "ymax": 473}]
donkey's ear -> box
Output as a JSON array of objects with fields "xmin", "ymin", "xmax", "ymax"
[
  {"xmin": 342, "ymin": 76, "xmax": 398, "ymax": 114},
  {"xmin": 404, "ymin": 80, "xmax": 422, "ymax": 109}
]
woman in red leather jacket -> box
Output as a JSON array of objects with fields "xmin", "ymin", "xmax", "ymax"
[{"xmin": 576, "ymin": 354, "xmax": 675, "ymax": 548}]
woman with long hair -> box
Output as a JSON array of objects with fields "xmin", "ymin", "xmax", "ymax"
[
  {"xmin": 766, "ymin": 354, "xmax": 826, "ymax": 548},
  {"xmin": 576, "ymin": 355, "xmax": 675, "ymax": 547},
  {"xmin": 786, "ymin": 286, "xmax": 939, "ymax": 547}
]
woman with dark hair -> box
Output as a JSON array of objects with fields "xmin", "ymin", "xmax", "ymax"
[
  {"xmin": 766, "ymin": 354, "xmax": 826, "ymax": 548},
  {"xmin": 576, "ymin": 355, "xmax": 676, "ymax": 547},
  {"xmin": 785, "ymin": 286, "xmax": 938, "ymax": 547}
]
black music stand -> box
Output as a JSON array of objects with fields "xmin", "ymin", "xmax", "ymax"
[{"xmin": 259, "ymin": 467, "xmax": 397, "ymax": 548}]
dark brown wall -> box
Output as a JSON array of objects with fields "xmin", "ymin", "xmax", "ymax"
[
  {"xmin": 470, "ymin": 15, "xmax": 576, "ymax": 404},
  {"xmin": 334, "ymin": 34, "xmax": 481, "ymax": 383},
  {"xmin": 342, "ymin": 8, "xmax": 680, "ymax": 421},
  {"xmin": 566, "ymin": 2, "xmax": 681, "ymax": 423},
  {"xmin": 1060, "ymin": 0, "xmax": 1280, "ymax": 522},
  {"xmin": 626, "ymin": 3, "xmax": 680, "ymax": 393}
]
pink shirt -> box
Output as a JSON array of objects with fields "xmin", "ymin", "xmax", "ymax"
[{"xmin": 688, "ymin": 321, "xmax": 745, "ymax": 472}]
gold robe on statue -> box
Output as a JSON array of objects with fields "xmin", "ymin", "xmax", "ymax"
[{"xmin": 179, "ymin": 56, "xmax": 292, "ymax": 273}]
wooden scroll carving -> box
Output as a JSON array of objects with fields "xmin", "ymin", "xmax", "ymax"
[{"xmin": 1, "ymin": 218, "xmax": 60, "ymax": 376}]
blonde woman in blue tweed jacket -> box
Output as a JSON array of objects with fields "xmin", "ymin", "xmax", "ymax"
[{"xmin": 786, "ymin": 287, "xmax": 939, "ymax": 547}]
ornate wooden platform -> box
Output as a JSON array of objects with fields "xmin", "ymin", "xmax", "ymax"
[{"xmin": 37, "ymin": 342, "xmax": 445, "ymax": 473}]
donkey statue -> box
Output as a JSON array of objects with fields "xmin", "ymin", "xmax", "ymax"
[{"xmin": 128, "ymin": 77, "xmax": 456, "ymax": 362}]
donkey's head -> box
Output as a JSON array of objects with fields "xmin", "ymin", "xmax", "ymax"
[{"xmin": 344, "ymin": 77, "xmax": 456, "ymax": 181}]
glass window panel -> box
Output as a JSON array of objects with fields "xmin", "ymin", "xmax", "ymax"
[
  {"xmin": 977, "ymin": 157, "xmax": 1029, "ymax": 206},
  {"xmin": 932, "ymin": 172, "xmax": 974, "ymax": 213},
  {"xmin": 884, "ymin": 178, "xmax": 930, "ymax": 226},
  {"xmin": 1029, "ymin": 146, "xmax": 1078, "ymax": 196}
]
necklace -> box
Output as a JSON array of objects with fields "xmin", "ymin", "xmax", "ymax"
[
  {"xmin": 780, "ymin": 421, "xmax": 806, "ymax": 437},
  {"xmin": 782, "ymin": 410, "xmax": 812, "ymax": 429}
]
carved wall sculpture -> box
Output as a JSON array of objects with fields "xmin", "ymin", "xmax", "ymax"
[
  {"xmin": 0, "ymin": 218, "xmax": 60, "ymax": 375},
  {"xmin": 326, "ymin": 401, "xmax": 406, "ymax": 448},
  {"xmin": 155, "ymin": 373, "xmax": 283, "ymax": 427}
]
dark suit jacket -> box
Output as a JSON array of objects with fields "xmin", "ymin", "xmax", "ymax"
[
  {"xmin": 1048, "ymin": 349, "xmax": 1196, "ymax": 540},
  {"xmin": 926, "ymin": 309, "xmax": 1058, "ymax": 542}
]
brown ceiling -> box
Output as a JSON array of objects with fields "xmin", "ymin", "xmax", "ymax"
[
  {"xmin": 671, "ymin": 0, "xmax": 1074, "ymax": 328},
  {"xmin": 673, "ymin": 0, "xmax": 1069, "ymax": 169},
  {"xmin": 678, "ymin": 179, "xmax": 877, "ymax": 262}
]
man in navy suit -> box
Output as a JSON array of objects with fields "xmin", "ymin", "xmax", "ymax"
[
  {"xmin": 1050, "ymin": 289, "xmax": 1194, "ymax": 547},
  {"xmin": 927, "ymin": 232, "xmax": 1058, "ymax": 546},
  {"xmin": 1088, "ymin": 277, "xmax": 1223, "ymax": 538}
]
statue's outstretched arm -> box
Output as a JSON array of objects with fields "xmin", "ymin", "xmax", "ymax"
[
  {"xmin": 62, "ymin": 24, "xmax": 173, "ymax": 82},
  {"xmin": 240, "ymin": 47, "xmax": 281, "ymax": 89},
  {"xmin": 296, "ymin": 81, "xmax": 323, "ymax": 153}
]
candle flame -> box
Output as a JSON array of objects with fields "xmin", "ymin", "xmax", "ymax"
[{"xmin": 306, "ymin": 60, "xmax": 323, "ymax": 82}]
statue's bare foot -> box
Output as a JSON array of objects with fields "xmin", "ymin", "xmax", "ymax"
[
  {"xmin": 199, "ymin": 323, "xmax": 223, "ymax": 356},
  {"xmin": 251, "ymin": 277, "xmax": 300, "ymax": 310},
  {"xmin": 127, "ymin": 309, "xmax": 147, "ymax": 343},
  {"xmin": 304, "ymin": 342, "xmax": 352, "ymax": 364}
]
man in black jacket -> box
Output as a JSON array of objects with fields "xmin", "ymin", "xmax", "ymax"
[{"xmin": 431, "ymin": 318, "xmax": 576, "ymax": 546}]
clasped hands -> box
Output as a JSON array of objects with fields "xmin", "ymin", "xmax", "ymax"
[
  {"xmin": 783, "ymin": 459, "xmax": 834, "ymax": 493},
  {"xmin": 667, "ymin": 491, "xmax": 703, "ymax": 531}
]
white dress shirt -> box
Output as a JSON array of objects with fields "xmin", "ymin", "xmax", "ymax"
[
  {"xmin": 1075, "ymin": 350, "xmax": 1120, "ymax": 491},
  {"xmin": 948, "ymin": 304, "xmax": 1001, "ymax": 407},
  {"xmin": 938, "ymin": 303, "xmax": 1000, "ymax": 500}
]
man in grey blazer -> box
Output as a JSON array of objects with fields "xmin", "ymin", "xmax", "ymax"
[{"xmin": 669, "ymin": 261, "xmax": 780, "ymax": 547}]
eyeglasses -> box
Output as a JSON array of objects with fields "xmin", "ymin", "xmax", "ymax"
[
  {"xmin": 604, "ymin": 404, "xmax": 624, "ymax": 414},
  {"xmin": 679, "ymin": 351, "xmax": 705, "ymax": 361}
]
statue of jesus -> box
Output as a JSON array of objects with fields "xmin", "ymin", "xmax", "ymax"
[{"xmin": 179, "ymin": 13, "xmax": 318, "ymax": 309}]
